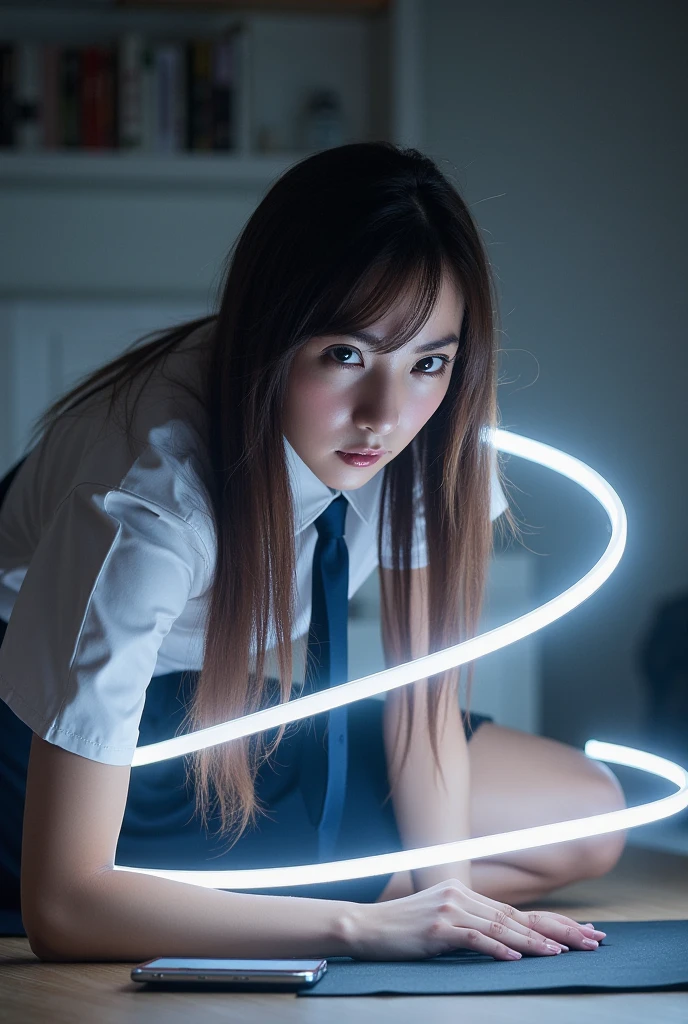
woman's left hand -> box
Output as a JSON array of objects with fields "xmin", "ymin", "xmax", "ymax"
[{"xmin": 465, "ymin": 886, "xmax": 607, "ymax": 951}]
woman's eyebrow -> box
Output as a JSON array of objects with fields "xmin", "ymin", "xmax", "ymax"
[{"xmin": 346, "ymin": 330, "xmax": 460, "ymax": 353}]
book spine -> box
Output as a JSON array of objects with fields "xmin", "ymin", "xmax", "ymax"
[
  {"xmin": 91, "ymin": 46, "xmax": 109, "ymax": 149},
  {"xmin": 117, "ymin": 31, "xmax": 143, "ymax": 149},
  {"xmin": 170, "ymin": 42, "xmax": 186, "ymax": 152},
  {"xmin": 184, "ymin": 40, "xmax": 192, "ymax": 150},
  {"xmin": 60, "ymin": 48, "xmax": 81, "ymax": 148},
  {"xmin": 234, "ymin": 23, "xmax": 251, "ymax": 156},
  {"xmin": 140, "ymin": 41, "xmax": 157, "ymax": 151},
  {"xmin": 42, "ymin": 44, "xmax": 60, "ymax": 149},
  {"xmin": 187, "ymin": 39, "xmax": 213, "ymax": 151},
  {"xmin": 15, "ymin": 42, "xmax": 42, "ymax": 150},
  {"xmin": 0, "ymin": 46, "xmax": 13, "ymax": 147},
  {"xmin": 81, "ymin": 46, "xmax": 99, "ymax": 149},
  {"xmin": 101, "ymin": 47, "xmax": 116, "ymax": 149},
  {"xmin": 155, "ymin": 43, "xmax": 184, "ymax": 153},
  {"xmin": 212, "ymin": 37, "xmax": 232, "ymax": 151},
  {"xmin": 156, "ymin": 43, "xmax": 171, "ymax": 152},
  {"xmin": 227, "ymin": 29, "xmax": 242, "ymax": 152}
]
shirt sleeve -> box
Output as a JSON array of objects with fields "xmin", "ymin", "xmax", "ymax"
[
  {"xmin": 0, "ymin": 482, "xmax": 207, "ymax": 765},
  {"xmin": 380, "ymin": 458, "xmax": 509, "ymax": 570}
]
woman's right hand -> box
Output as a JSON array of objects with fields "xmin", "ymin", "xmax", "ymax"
[{"xmin": 343, "ymin": 878, "xmax": 606, "ymax": 961}]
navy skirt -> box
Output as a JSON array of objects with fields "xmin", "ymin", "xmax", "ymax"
[{"xmin": 0, "ymin": 615, "xmax": 493, "ymax": 934}]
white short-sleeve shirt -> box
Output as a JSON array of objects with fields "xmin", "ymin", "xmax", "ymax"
[{"xmin": 0, "ymin": 325, "xmax": 508, "ymax": 766}]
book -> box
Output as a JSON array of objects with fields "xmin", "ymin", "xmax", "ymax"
[
  {"xmin": 118, "ymin": 31, "xmax": 144, "ymax": 149},
  {"xmin": 156, "ymin": 42, "xmax": 185, "ymax": 152},
  {"xmin": 187, "ymin": 38, "xmax": 213, "ymax": 151},
  {"xmin": 60, "ymin": 48, "xmax": 81, "ymax": 148},
  {"xmin": 42, "ymin": 44, "xmax": 61, "ymax": 149},
  {"xmin": 0, "ymin": 45, "xmax": 15, "ymax": 147},
  {"xmin": 212, "ymin": 35, "xmax": 233, "ymax": 151},
  {"xmin": 81, "ymin": 46, "xmax": 100, "ymax": 148},
  {"xmin": 15, "ymin": 42, "xmax": 42, "ymax": 150},
  {"xmin": 140, "ymin": 40, "xmax": 156, "ymax": 151},
  {"xmin": 99, "ymin": 47, "xmax": 116, "ymax": 149}
]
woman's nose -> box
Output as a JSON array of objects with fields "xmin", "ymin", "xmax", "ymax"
[{"xmin": 351, "ymin": 385, "xmax": 400, "ymax": 436}]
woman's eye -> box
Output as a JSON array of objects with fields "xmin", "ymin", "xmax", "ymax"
[
  {"xmin": 329, "ymin": 346, "xmax": 363, "ymax": 365},
  {"xmin": 415, "ymin": 355, "xmax": 449, "ymax": 377}
]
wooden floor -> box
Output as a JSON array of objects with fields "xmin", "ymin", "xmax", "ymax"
[{"xmin": 1, "ymin": 844, "xmax": 687, "ymax": 1024}]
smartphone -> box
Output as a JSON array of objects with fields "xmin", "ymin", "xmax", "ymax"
[{"xmin": 131, "ymin": 956, "xmax": 328, "ymax": 991}]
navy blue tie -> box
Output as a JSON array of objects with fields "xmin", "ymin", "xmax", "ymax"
[{"xmin": 299, "ymin": 493, "xmax": 349, "ymax": 861}]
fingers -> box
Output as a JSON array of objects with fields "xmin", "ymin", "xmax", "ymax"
[
  {"xmin": 542, "ymin": 911, "xmax": 605, "ymax": 940},
  {"xmin": 471, "ymin": 887, "xmax": 569, "ymax": 928},
  {"xmin": 458, "ymin": 892, "xmax": 606, "ymax": 954},
  {"xmin": 452, "ymin": 913, "xmax": 568, "ymax": 962},
  {"xmin": 549, "ymin": 913, "xmax": 607, "ymax": 940},
  {"xmin": 520, "ymin": 910, "xmax": 604, "ymax": 950},
  {"xmin": 458, "ymin": 894, "xmax": 566, "ymax": 949}
]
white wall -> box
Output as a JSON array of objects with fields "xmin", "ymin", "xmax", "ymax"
[{"xmin": 422, "ymin": 0, "xmax": 688, "ymax": 749}]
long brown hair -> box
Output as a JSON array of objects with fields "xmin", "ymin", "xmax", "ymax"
[{"xmin": 26, "ymin": 142, "xmax": 517, "ymax": 853}]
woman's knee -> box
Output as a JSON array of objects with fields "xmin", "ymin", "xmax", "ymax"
[
  {"xmin": 557, "ymin": 767, "xmax": 628, "ymax": 881},
  {"xmin": 580, "ymin": 766, "xmax": 628, "ymax": 876}
]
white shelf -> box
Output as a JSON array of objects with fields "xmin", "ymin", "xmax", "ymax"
[
  {"xmin": 0, "ymin": 1, "xmax": 422, "ymax": 296},
  {"xmin": 0, "ymin": 150, "xmax": 313, "ymax": 188}
]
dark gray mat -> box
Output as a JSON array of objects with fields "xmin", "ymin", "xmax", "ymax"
[
  {"xmin": 297, "ymin": 920, "xmax": 688, "ymax": 995},
  {"xmin": 3, "ymin": 913, "xmax": 686, "ymax": 992}
]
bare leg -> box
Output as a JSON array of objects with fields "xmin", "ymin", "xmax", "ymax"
[
  {"xmin": 376, "ymin": 722, "xmax": 627, "ymax": 904},
  {"xmin": 375, "ymin": 858, "xmax": 562, "ymax": 905},
  {"xmin": 466, "ymin": 723, "xmax": 627, "ymax": 898},
  {"xmin": 471, "ymin": 858, "xmax": 567, "ymax": 906}
]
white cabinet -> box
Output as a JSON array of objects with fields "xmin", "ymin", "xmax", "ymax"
[{"xmin": 0, "ymin": 298, "xmax": 209, "ymax": 467}]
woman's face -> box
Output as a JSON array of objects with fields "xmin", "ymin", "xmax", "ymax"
[{"xmin": 283, "ymin": 273, "xmax": 464, "ymax": 490}]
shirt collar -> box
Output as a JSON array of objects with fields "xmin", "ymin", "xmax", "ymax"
[{"xmin": 284, "ymin": 435, "xmax": 382, "ymax": 533}]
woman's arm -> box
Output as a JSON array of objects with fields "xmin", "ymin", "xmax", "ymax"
[
  {"xmin": 380, "ymin": 565, "xmax": 473, "ymax": 892},
  {"xmin": 21, "ymin": 733, "xmax": 356, "ymax": 961}
]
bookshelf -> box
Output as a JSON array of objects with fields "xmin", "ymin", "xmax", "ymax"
[
  {"xmin": 0, "ymin": 0, "xmax": 421, "ymax": 175},
  {"xmin": 0, "ymin": 0, "xmax": 421, "ymax": 283}
]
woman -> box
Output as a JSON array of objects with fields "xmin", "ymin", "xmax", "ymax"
[{"xmin": 0, "ymin": 142, "xmax": 620, "ymax": 962}]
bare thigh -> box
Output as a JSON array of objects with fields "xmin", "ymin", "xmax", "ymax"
[{"xmin": 375, "ymin": 721, "xmax": 627, "ymax": 902}]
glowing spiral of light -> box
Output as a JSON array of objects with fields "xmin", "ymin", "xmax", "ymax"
[{"xmin": 114, "ymin": 429, "xmax": 688, "ymax": 889}]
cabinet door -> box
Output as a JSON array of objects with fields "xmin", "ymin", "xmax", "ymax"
[{"xmin": 5, "ymin": 299, "xmax": 207, "ymax": 462}]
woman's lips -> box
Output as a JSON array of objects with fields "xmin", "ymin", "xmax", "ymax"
[{"xmin": 335, "ymin": 450, "xmax": 385, "ymax": 467}]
